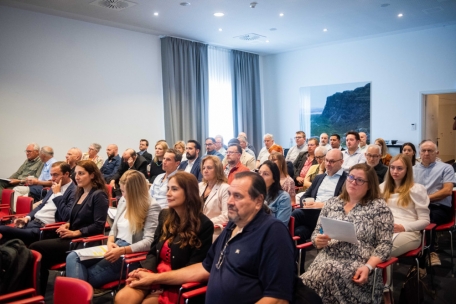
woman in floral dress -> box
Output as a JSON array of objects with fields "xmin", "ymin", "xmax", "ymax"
[{"xmin": 301, "ymin": 163, "xmax": 394, "ymax": 304}]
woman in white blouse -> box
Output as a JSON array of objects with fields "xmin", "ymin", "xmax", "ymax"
[
  {"xmin": 66, "ymin": 170, "xmax": 161, "ymax": 289},
  {"xmin": 199, "ymin": 155, "xmax": 229, "ymax": 238},
  {"xmin": 380, "ymin": 154, "xmax": 430, "ymax": 302}
]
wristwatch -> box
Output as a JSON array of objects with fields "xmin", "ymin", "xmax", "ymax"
[{"xmin": 364, "ymin": 263, "xmax": 373, "ymax": 274}]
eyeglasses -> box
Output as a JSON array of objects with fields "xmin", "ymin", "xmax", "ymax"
[
  {"xmin": 365, "ymin": 154, "xmax": 380, "ymax": 158},
  {"xmin": 347, "ymin": 174, "xmax": 368, "ymax": 186},
  {"xmin": 420, "ymin": 149, "xmax": 435, "ymax": 154},
  {"xmin": 294, "ymin": 136, "xmax": 304, "ymax": 139},
  {"xmin": 226, "ymin": 151, "xmax": 240, "ymax": 155},
  {"xmin": 205, "ymin": 143, "xmax": 214, "ymax": 146},
  {"xmin": 325, "ymin": 159, "xmax": 342, "ymax": 165},
  {"xmin": 315, "ymin": 155, "xmax": 325, "ymax": 160},
  {"xmin": 24, "ymin": 150, "xmax": 34, "ymax": 153}
]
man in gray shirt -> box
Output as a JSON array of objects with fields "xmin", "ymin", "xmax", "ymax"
[{"xmin": 286, "ymin": 131, "xmax": 308, "ymax": 163}]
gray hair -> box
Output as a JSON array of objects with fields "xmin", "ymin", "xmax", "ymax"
[
  {"xmin": 237, "ymin": 135, "xmax": 248, "ymax": 144},
  {"xmin": 40, "ymin": 146, "xmax": 54, "ymax": 156},
  {"xmin": 367, "ymin": 144, "xmax": 381, "ymax": 154},
  {"xmin": 28, "ymin": 143, "xmax": 40, "ymax": 151},
  {"xmin": 264, "ymin": 133, "xmax": 274, "ymax": 140},
  {"xmin": 215, "ymin": 135, "xmax": 224, "ymax": 143},
  {"xmin": 91, "ymin": 143, "xmax": 102, "ymax": 152},
  {"xmin": 419, "ymin": 139, "xmax": 438, "ymax": 152},
  {"xmin": 314, "ymin": 146, "xmax": 327, "ymax": 155}
]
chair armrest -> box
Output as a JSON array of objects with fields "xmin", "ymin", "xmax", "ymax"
[
  {"xmin": 181, "ymin": 282, "xmax": 203, "ymax": 289},
  {"xmin": 125, "ymin": 255, "xmax": 147, "ymax": 264},
  {"xmin": 39, "ymin": 225, "xmax": 60, "ymax": 231},
  {"xmin": 376, "ymin": 257, "xmax": 398, "ymax": 269},
  {"xmin": 8, "ymin": 295, "xmax": 45, "ymax": 304},
  {"xmin": 125, "ymin": 251, "xmax": 149, "ymax": 259},
  {"xmin": 292, "ymin": 236, "xmax": 300, "ymax": 241},
  {"xmin": 425, "ymin": 223, "xmax": 436, "ymax": 230},
  {"xmin": 71, "ymin": 234, "xmax": 108, "ymax": 243},
  {"xmin": 0, "ymin": 288, "xmax": 37, "ymax": 302},
  {"xmin": 182, "ymin": 286, "xmax": 208, "ymax": 299},
  {"xmin": 296, "ymin": 242, "xmax": 313, "ymax": 250}
]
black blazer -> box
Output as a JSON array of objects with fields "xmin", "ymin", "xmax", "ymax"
[
  {"xmin": 142, "ymin": 209, "xmax": 214, "ymax": 271},
  {"xmin": 28, "ymin": 182, "xmax": 77, "ymax": 223},
  {"xmin": 178, "ymin": 157, "xmax": 203, "ymax": 182},
  {"xmin": 111, "ymin": 155, "xmax": 148, "ymax": 183},
  {"xmin": 69, "ymin": 188, "xmax": 108, "ymax": 236},
  {"xmin": 293, "ymin": 152, "xmax": 318, "ymax": 181},
  {"xmin": 139, "ymin": 151, "xmax": 153, "ymax": 164},
  {"xmin": 300, "ymin": 171, "xmax": 348, "ymax": 207}
]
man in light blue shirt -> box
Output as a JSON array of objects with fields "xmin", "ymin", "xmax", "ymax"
[
  {"xmin": 342, "ymin": 131, "xmax": 366, "ymax": 172},
  {"xmin": 150, "ymin": 149, "xmax": 181, "ymax": 209},
  {"xmin": 12, "ymin": 146, "xmax": 56, "ymax": 206},
  {"xmin": 413, "ymin": 140, "xmax": 456, "ymax": 266}
]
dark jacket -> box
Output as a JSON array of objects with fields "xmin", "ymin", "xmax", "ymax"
[
  {"xmin": 373, "ymin": 162, "xmax": 388, "ymax": 184},
  {"xmin": 100, "ymin": 155, "xmax": 121, "ymax": 183},
  {"xmin": 111, "ymin": 155, "xmax": 148, "ymax": 183},
  {"xmin": 69, "ymin": 188, "xmax": 108, "ymax": 236},
  {"xmin": 28, "ymin": 181, "xmax": 77, "ymax": 223},
  {"xmin": 300, "ymin": 171, "xmax": 348, "ymax": 207},
  {"xmin": 142, "ymin": 209, "xmax": 214, "ymax": 271},
  {"xmin": 178, "ymin": 157, "xmax": 203, "ymax": 182},
  {"xmin": 138, "ymin": 151, "xmax": 153, "ymax": 164},
  {"xmin": 293, "ymin": 152, "xmax": 318, "ymax": 181}
]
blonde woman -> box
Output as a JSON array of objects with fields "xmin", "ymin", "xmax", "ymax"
[
  {"xmin": 269, "ymin": 152, "xmax": 296, "ymax": 203},
  {"xmin": 174, "ymin": 140, "xmax": 187, "ymax": 161},
  {"xmin": 66, "ymin": 170, "xmax": 161, "ymax": 289},
  {"xmin": 380, "ymin": 154, "xmax": 429, "ymax": 302},
  {"xmin": 374, "ymin": 138, "xmax": 392, "ymax": 166},
  {"xmin": 149, "ymin": 141, "xmax": 169, "ymax": 183},
  {"xmin": 82, "ymin": 143, "xmax": 104, "ymax": 168}
]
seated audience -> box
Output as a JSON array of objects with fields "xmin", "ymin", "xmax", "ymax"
[
  {"xmin": 237, "ymin": 135, "xmax": 255, "ymax": 158},
  {"xmin": 204, "ymin": 137, "xmax": 224, "ymax": 161},
  {"xmin": 100, "ymin": 144, "xmax": 121, "ymax": 183},
  {"xmin": 269, "ymin": 151, "xmax": 296, "ymax": 203},
  {"xmin": 286, "ymin": 131, "xmax": 308, "ymax": 163},
  {"xmin": 319, "ymin": 133, "xmax": 330, "ymax": 152},
  {"xmin": 401, "ymin": 142, "xmax": 417, "ymax": 165},
  {"xmin": 115, "ymin": 172, "xmax": 213, "ymax": 304},
  {"xmin": 268, "ymin": 143, "xmax": 283, "ymax": 154},
  {"xmin": 30, "ymin": 160, "xmax": 109, "ymax": 295},
  {"xmin": 365, "ymin": 144, "xmax": 388, "ymax": 183},
  {"xmin": 110, "ymin": 149, "xmax": 148, "ymax": 197},
  {"xmin": 115, "ymin": 172, "xmax": 296, "ymax": 304},
  {"xmin": 359, "ymin": 132, "xmax": 368, "ymax": 153},
  {"xmin": 199, "ymin": 155, "xmax": 229, "ymax": 238},
  {"xmin": 12, "ymin": 146, "xmax": 56, "ymax": 204},
  {"xmin": 375, "ymin": 138, "xmax": 392, "ymax": 166},
  {"xmin": 173, "ymin": 141, "xmax": 187, "ymax": 161},
  {"xmin": 302, "ymin": 163, "xmax": 394, "ymax": 303},
  {"xmin": 0, "ymin": 162, "xmax": 75, "ymax": 246},
  {"xmin": 66, "ymin": 147, "xmax": 83, "ymax": 183},
  {"xmin": 329, "ymin": 133, "xmax": 345, "ymax": 151},
  {"xmin": 137, "ymin": 139, "xmax": 153, "ymax": 164},
  {"xmin": 150, "ymin": 149, "xmax": 181, "ymax": 209},
  {"xmin": 178, "ymin": 140, "xmax": 202, "ymax": 181},
  {"xmin": 238, "ymin": 131, "xmax": 256, "ymax": 156},
  {"xmin": 380, "ymin": 154, "xmax": 430, "ymax": 302},
  {"xmin": 258, "ymin": 161, "xmax": 292, "ymax": 225},
  {"xmin": 66, "ymin": 170, "xmax": 161, "ymax": 290},
  {"xmin": 342, "ymin": 131, "xmax": 366, "ymax": 172},
  {"xmin": 293, "ymin": 138, "xmax": 319, "ymax": 186},
  {"xmin": 222, "ymin": 138, "xmax": 255, "ymax": 170},
  {"xmin": 82, "ymin": 143, "xmax": 104, "ymax": 168},
  {"xmin": 303, "ymin": 146, "xmax": 326, "ymax": 190},
  {"xmin": 224, "ymin": 144, "xmax": 250, "ymax": 184},
  {"xmin": 256, "ymin": 133, "xmax": 274, "ymax": 169},
  {"xmin": 0, "ymin": 143, "xmax": 43, "ymax": 203},
  {"xmin": 215, "ymin": 135, "xmax": 226, "ymax": 155},
  {"xmin": 149, "ymin": 141, "xmax": 168, "ymax": 184}
]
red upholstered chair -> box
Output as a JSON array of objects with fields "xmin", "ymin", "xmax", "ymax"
[
  {"xmin": 0, "ymin": 250, "xmax": 42, "ymax": 303},
  {"xmin": 181, "ymin": 286, "xmax": 207, "ymax": 304},
  {"xmin": 0, "ymin": 189, "xmax": 14, "ymax": 219},
  {"xmin": 1, "ymin": 196, "xmax": 34, "ymax": 225},
  {"xmin": 288, "ymin": 216, "xmax": 300, "ymax": 245},
  {"xmin": 434, "ymin": 190, "xmax": 456, "ymax": 276}
]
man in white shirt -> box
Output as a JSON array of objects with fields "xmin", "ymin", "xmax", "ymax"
[
  {"xmin": 215, "ymin": 135, "xmax": 226, "ymax": 155},
  {"xmin": 342, "ymin": 131, "xmax": 366, "ymax": 172},
  {"xmin": 178, "ymin": 140, "xmax": 202, "ymax": 181},
  {"xmin": 0, "ymin": 162, "xmax": 76, "ymax": 246},
  {"xmin": 319, "ymin": 133, "xmax": 331, "ymax": 152},
  {"xmin": 150, "ymin": 149, "xmax": 181, "ymax": 209},
  {"xmin": 286, "ymin": 131, "xmax": 308, "ymax": 163},
  {"xmin": 237, "ymin": 135, "xmax": 255, "ymax": 159},
  {"xmin": 256, "ymin": 133, "xmax": 274, "ymax": 169},
  {"xmin": 359, "ymin": 132, "xmax": 368, "ymax": 153},
  {"xmin": 329, "ymin": 134, "xmax": 345, "ymax": 151}
]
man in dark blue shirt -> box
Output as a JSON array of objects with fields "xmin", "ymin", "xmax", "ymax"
[
  {"xmin": 119, "ymin": 172, "xmax": 296, "ymax": 304},
  {"xmin": 100, "ymin": 144, "xmax": 121, "ymax": 183}
]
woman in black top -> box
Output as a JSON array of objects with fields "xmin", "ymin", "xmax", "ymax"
[{"xmin": 149, "ymin": 141, "xmax": 168, "ymax": 183}]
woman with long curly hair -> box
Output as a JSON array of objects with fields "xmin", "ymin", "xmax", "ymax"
[{"xmin": 115, "ymin": 171, "xmax": 213, "ymax": 304}]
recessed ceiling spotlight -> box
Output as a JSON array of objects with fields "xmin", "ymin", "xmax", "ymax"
[
  {"xmin": 214, "ymin": 12, "xmax": 224, "ymax": 17},
  {"xmin": 219, "ymin": 28, "xmax": 222, "ymax": 31},
  {"xmin": 250, "ymin": 2, "xmax": 257, "ymax": 8},
  {"xmin": 398, "ymin": 13, "xmax": 403, "ymax": 17},
  {"xmin": 381, "ymin": 3, "xmax": 390, "ymax": 8},
  {"xmin": 279, "ymin": 13, "xmax": 284, "ymax": 17},
  {"xmin": 323, "ymin": 28, "xmax": 328, "ymax": 32},
  {"xmin": 270, "ymin": 28, "xmax": 277, "ymax": 31},
  {"xmin": 180, "ymin": 2, "xmax": 191, "ymax": 6},
  {"xmin": 153, "ymin": 12, "xmax": 158, "ymax": 16},
  {"xmin": 266, "ymin": 40, "xmax": 269, "ymax": 43}
]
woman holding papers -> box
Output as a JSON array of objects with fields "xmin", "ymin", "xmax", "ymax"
[
  {"xmin": 380, "ymin": 154, "xmax": 429, "ymax": 302},
  {"xmin": 258, "ymin": 160, "xmax": 292, "ymax": 226},
  {"xmin": 115, "ymin": 171, "xmax": 213, "ymax": 304},
  {"xmin": 30, "ymin": 160, "xmax": 109, "ymax": 295},
  {"xmin": 301, "ymin": 163, "xmax": 394, "ymax": 304},
  {"xmin": 65, "ymin": 170, "xmax": 161, "ymax": 289}
]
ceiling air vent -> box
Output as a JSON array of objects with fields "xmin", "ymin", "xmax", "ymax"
[
  {"xmin": 90, "ymin": 0, "xmax": 137, "ymax": 11},
  {"xmin": 234, "ymin": 33, "xmax": 268, "ymax": 43},
  {"xmin": 422, "ymin": 7, "xmax": 443, "ymax": 14}
]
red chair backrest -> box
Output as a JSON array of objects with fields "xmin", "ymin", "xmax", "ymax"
[
  {"xmin": 2, "ymin": 189, "xmax": 14, "ymax": 207},
  {"xmin": 54, "ymin": 277, "xmax": 93, "ymax": 304},
  {"xmin": 288, "ymin": 216, "xmax": 295, "ymax": 237},
  {"xmin": 16, "ymin": 196, "xmax": 33, "ymax": 214},
  {"xmin": 106, "ymin": 184, "xmax": 114, "ymax": 206},
  {"xmin": 31, "ymin": 250, "xmax": 42, "ymax": 294}
]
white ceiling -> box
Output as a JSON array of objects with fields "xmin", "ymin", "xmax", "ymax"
[{"xmin": 1, "ymin": 0, "xmax": 456, "ymax": 55}]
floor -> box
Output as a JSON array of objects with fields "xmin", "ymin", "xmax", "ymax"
[{"xmin": 44, "ymin": 232, "xmax": 455, "ymax": 304}]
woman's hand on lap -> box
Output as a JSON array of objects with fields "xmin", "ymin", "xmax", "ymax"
[
  {"xmin": 352, "ymin": 266, "xmax": 369, "ymax": 285},
  {"xmin": 104, "ymin": 247, "xmax": 123, "ymax": 263}
]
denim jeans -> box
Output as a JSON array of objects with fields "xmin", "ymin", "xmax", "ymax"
[{"xmin": 66, "ymin": 239, "xmax": 140, "ymax": 288}]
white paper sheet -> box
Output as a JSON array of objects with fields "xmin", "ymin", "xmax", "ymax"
[
  {"xmin": 73, "ymin": 245, "xmax": 108, "ymax": 261},
  {"xmin": 320, "ymin": 216, "xmax": 358, "ymax": 244}
]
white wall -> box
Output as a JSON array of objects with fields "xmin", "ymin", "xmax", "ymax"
[
  {"xmin": 261, "ymin": 25, "xmax": 456, "ymax": 148},
  {"xmin": 0, "ymin": 6, "xmax": 164, "ymax": 176}
]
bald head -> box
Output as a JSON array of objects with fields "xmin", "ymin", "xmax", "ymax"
[
  {"xmin": 325, "ymin": 149, "xmax": 343, "ymax": 176},
  {"xmin": 122, "ymin": 148, "xmax": 137, "ymax": 161},
  {"xmin": 106, "ymin": 144, "xmax": 118, "ymax": 158},
  {"xmin": 66, "ymin": 147, "xmax": 82, "ymax": 167},
  {"xmin": 39, "ymin": 146, "xmax": 54, "ymax": 162}
]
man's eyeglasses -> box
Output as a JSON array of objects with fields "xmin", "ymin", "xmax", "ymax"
[
  {"xmin": 325, "ymin": 159, "xmax": 342, "ymax": 165},
  {"xmin": 205, "ymin": 143, "xmax": 214, "ymax": 146},
  {"xmin": 315, "ymin": 155, "xmax": 325, "ymax": 160},
  {"xmin": 347, "ymin": 175, "xmax": 368, "ymax": 186},
  {"xmin": 226, "ymin": 151, "xmax": 240, "ymax": 155},
  {"xmin": 365, "ymin": 154, "xmax": 380, "ymax": 158},
  {"xmin": 294, "ymin": 136, "xmax": 304, "ymax": 139},
  {"xmin": 24, "ymin": 150, "xmax": 34, "ymax": 153}
]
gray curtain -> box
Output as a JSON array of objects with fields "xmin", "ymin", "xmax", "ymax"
[
  {"xmin": 161, "ymin": 37, "xmax": 208, "ymax": 146},
  {"xmin": 231, "ymin": 50, "xmax": 262, "ymax": 153}
]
